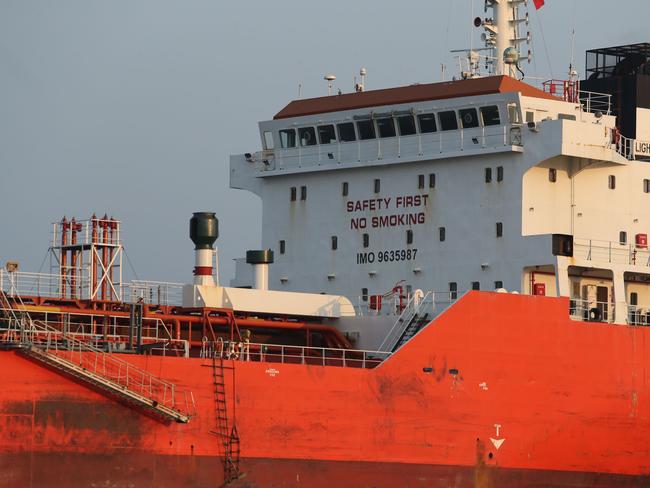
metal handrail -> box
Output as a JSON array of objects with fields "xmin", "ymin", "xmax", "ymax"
[
  {"xmin": 573, "ymin": 237, "xmax": 650, "ymax": 267},
  {"xmin": 378, "ymin": 291, "xmax": 433, "ymax": 352},
  {"xmin": 0, "ymin": 288, "xmax": 195, "ymax": 418},
  {"xmin": 202, "ymin": 340, "xmax": 391, "ymax": 369},
  {"xmin": 569, "ymin": 298, "xmax": 615, "ymax": 324}
]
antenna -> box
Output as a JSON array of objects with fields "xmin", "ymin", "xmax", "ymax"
[
  {"xmin": 356, "ymin": 68, "xmax": 367, "ymax": 93},
  {"xmin": 324, "ymin": 74, "xmax": 336, "ymax": 95}
]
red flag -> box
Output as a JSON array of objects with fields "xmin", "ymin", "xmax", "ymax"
[{"xmin": 533, "ymin": 0, "xmax": 545, "ymax": 9}]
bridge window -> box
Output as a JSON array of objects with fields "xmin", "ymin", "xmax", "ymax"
[
  {"xmin": 418, "ymin": 174, "xmax": 425, "ymax": 189},
  {"xmin": 449, "ymin": 282, "xmax": 458, "ymax": 300},
  {"xmin": 549, "ymin": 168, "xmax": 557, "ymax": 182},
  {"xmin": 439, "ymin": 227, "xmax": 446, "ymax": 242},
  {"xmin": 263, "ymin": 131, "xmax": 274, "ymax": 150},
  {"xmin": 279, "ymin": 240, "xmax": 286, "ymax": 254},
  {"xmin": 290, "ymin": 187, "xmax": 297, "ymax": 201},
  {"xmin": 279, "ymin": 129, "xmax": 296, "ymax": 148},
  {"xmin": 485, "ymin": 167, "xmax": 492, "ymax": 183},
  {"xmin": 481, "ymin": 106, "xmax": 501, "ymax": 126},
  {"xmin": 471, "ymin": 281, "xmax": 480, "ymax": 290},
  {"xmin": 337, "ymin": 122, "xmax": 356, "ymax": 142},
  {"xmin": 363, "ymin": 233, "xmax": 370, "ymax": 248},
  {"xmin": 356, "ymin": 120, "xmax": 376, "ymax": 140},
  {"xmin": 374, "ymin": 178, "xmax": 381, "ymax": 193},
  {"xmin": 619, "ymin": 231, "xmax": 627, "ymax": 245},
  {"xmin": 439, "ymin": 111, "xmax": 458, "ymax": 131},
  {"xmin": 417, "ymin": 113, "xmax": 437, "ymax": 133},
  {"xmin": 299, "ymin": 127, "xmax": 317, "ymax": 146},
  {"xmin": 377, "ymin": 117, "xmax": 396, "ymax": 138},
  {"xmin": 342, "ymin": 181, "xmax": 349, "ymax": 196},
  {"xmin": 496, "ymin": 222, "xmax": 503, "ymax": 237},
  {"xmin": 300, "ymin": 186, "xmax": 307, "ymax": 201},
  {"xmin": 429, "ymin": 173, "xmax": 436, "ymax": 188},
  {"xmin": 497, "ymin": 166, "xmax": 504, "ymax": 182},
  {"xmin": 494, "ymin": 280, "xmax": 503, "ymax": 289},
  {"xmin": 459, "ymin": 108, "xmax": 479, "ymax": 128},
  {"xmin": 631, "ymin": 292, "xmax": 638, "ymax": 306},
  {"xmin": 406, "ymin": 229, "xmax": 413, "ymax": 245},
  {"xmin": 318, "ymin": 125, "xmax": 337, "ymax": 144},
  {"xmin": 397, "ymin": 115, "xmax": 417, "ymax": 136},
  {"xmin": 331, "ymin": 236, "xmax": 338, "ymax": 250},
  {"xmin": 644, "ymin": 179, "xmax": 650, "ymax": 193},
  {"xmin": 608, "ymin": 175, "xmax": 616, "ymax": 190}
]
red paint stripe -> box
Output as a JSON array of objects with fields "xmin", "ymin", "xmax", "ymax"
[{"xmin": 193, "ymin": 266, "xmax": 212, "ymax": 276}]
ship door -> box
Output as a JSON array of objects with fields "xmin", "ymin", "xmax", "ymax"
[{"xmin": 596, "ymin": 286, "xmax": 609, "ymax": 321}]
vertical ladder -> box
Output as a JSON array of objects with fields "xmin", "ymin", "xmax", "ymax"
[{"xmin": 212, "ymin": 355, "xmax": 240, "ymax": 484}]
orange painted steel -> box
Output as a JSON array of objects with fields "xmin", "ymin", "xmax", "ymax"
[{"xmin": 1, "ymin": 292, "xmax": 649, "ymax": 487}]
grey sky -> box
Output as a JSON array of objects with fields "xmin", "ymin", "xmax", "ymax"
[{"xmin": 1, "ymin": 0, "xmax": 648, "ymax": 283}]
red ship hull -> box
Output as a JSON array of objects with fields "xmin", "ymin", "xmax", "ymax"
[{"xmin": 1, "ymin": 292, "xmax": 650, "ymax": 487}]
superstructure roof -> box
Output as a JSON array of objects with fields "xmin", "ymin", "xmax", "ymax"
[{"xmin": 274, "ymin": 75, "xmax": 558, "ymax": 120}]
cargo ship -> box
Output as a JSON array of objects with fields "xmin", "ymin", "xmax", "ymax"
[{"xmin": 3, "ymin": 1, "xmax": 650, "ymax": 486}]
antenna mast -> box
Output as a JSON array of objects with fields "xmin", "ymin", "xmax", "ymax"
[{"xmin": 476, "ymin": 0, "xmax": 531, "ymax": 77}]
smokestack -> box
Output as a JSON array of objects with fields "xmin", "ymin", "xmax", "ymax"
[
  {"xmin": 246, "ymin": 250, "xmax": 274, "ymax": 291},
  {"xmin": 189, "ymin": 212, "xmax": 218, "ymax": 286}
]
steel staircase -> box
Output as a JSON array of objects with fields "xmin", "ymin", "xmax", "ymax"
[
  {"xmin": 379, "ymin": 291, "xmax": 433, "ymax": 352},
  {"xmin": 212, "ymin": 355, "xmax": 240, "ymax": 484},
  {"xmin": 0, "ymin": 288, "xmax": 194, "ymax": 423},
  {"xmin": 392, "ymin": 312, "xmax": 431, "ymax": 352}
]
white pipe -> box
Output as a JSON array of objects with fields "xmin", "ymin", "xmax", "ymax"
[
  {"xmin": 194, "ymin": 249, "xmax": 215, "ymax": 286},
  {"xmin": 253, "ymin": 263, "xmax": 269, "ymax": 291},
  {"xmin": 494, "ymin": 0, "xmax": 509, "ymax": 76}
]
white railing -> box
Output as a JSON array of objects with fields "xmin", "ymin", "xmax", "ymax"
[
  {"xmin": 378, "ymin": 291, "xmax": 433, "ymax": 352},
  {"xmin": 271, "ymin": 125, "xmax": 517, "ymax": 172},
  {"xmin": 0, "ymin": 290, "xmax": 195, "ymax": 419},
  {"xmin": 579, "ymin": 90, "xmax": 612, "ymax": 115},
  {"xmin": 128, "ymin": 280, "xmax": 184, "ymax": 305},
  {"xmin": 628, "ymin": 305, "xmax": 650, "ymax": 326},
  {"xmin": 0, "ymin": 270, "xmax": 184, "ymax": 306},
  {"xmin": 0, "ymin": 307, "xmax": 176, "ymax": 346},
  {"xmin": 569, "ymin": 298, "xmax": 615, "ymax": 323},
  {"xmin": 573, "ymin": 238, "xmax": 650, "ymax": 267},
  {"xmin": 201, "ymin": 339, "xmax": 391, "ymax": 369}
]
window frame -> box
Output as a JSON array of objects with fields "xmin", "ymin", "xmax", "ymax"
[
  {"xmin": 459, "ymin": 108, "xmax": 480, "ymax": 129},
  {"xmin": 342, "ymin": 181, "xmax": 349, "ymax": 197},
  {"xmin": 608, "ymin": 175, "xmax": 616, "ymax": 190},
  {"xmin": 317, "ymin": 124, "xmax": 337, "ymax": 145},
  {"xmin": 331, "ymin": 235, "xmax": 338, "ymax": 251},
  {"xmin": 406, "ymin": 229, "xmax": 414, "ymax": 245},
  {"xmin": 438, "ymin": 110, "xmax": 459, "ymax": 131},
  {"xmin": 480, "ymin": 105, "xmax": 501, "ymax": 126},
  {"xmin": 496, "ymin": 222, "xmax": 503, "ymax": 238},
  {"xmin": 337, "ymin": 122, "xmax": 357, "ymax": 142},
  {"xmin": 376, "ymin": 117, "xmax": 397, "ymax": 138},
  {"xmin": 298, "ymin": 126, "xmax": 317, "ymax": 147},
  {"xmin": 300, "ymin": 185, "xmax": 307, "ymax": 201},
  {"xmin": 417, "ymin": 113, "xmax": 437, "ymax": 133},
  {"xmin": 397, "ymin": 115, "xmax": 417, "ymax": 136},
  {"xmin": 439, "ymin": 226, "xmax": 446, "ymax": 242},
  {"xmin": 356, "ymin": 119, "xmax": 376, "ymax": 140},
  {"xmin": 279, "ymin": 128, "xmax": 297, "ymax": 149}
]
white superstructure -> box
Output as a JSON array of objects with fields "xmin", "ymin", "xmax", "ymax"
[{"xmin": 229, "ymin": 4, "xmax": 650, "ymax": 328}]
